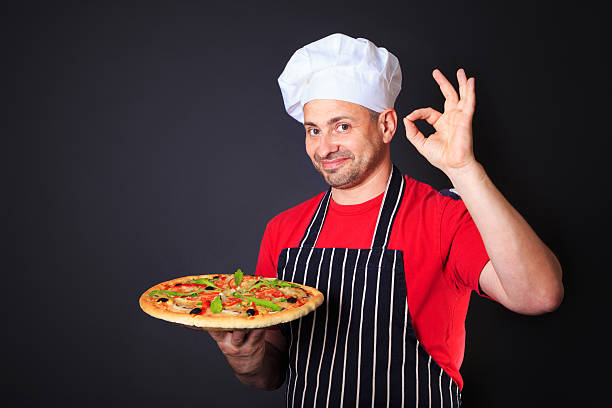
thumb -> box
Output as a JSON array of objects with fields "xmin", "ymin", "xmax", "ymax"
[{"xmin": 403, "ymin": 117, "xmax": 427, "ymax": 155}]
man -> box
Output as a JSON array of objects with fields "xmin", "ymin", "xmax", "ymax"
[{"xmin": 209, "ymin": 33, "xmax": 563, "ymax": 407}]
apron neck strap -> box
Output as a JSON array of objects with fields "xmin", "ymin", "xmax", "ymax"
[{"xmin": 299, "ymin": 165, "xmax": 405, "ymax": 250}]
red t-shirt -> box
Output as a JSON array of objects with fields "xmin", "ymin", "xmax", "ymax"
[{"xmin": 255, "ymin": 175, "xmax": 490, "ymax": 390}]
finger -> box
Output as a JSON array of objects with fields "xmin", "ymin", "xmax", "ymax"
[
  {"xmin": 230, "ymin": 329, "xmax": 248, "ymax": 347},
  {"xmin": 457, "ymin": 68, "xmax": 468, "ymax": 101},
  {"xmin": 243, "ymin": 328, "xmax": 266, "ymax": 347},
  {"xmin": 403, "ymin": 117, "xmax": 427, "ymax": 155},
  {"xmin": 432, "ymin": 69, "xmax": 459, "ymax": 110},
  {"xmin": 465, "ymin": 77, "xmax": 476, "ymax": 116},
  {"xmin": 406, "ymin": 107, "xmax": 442, "ymax": 126},
  {"xmin": 208, "ymin": 329, "xmax": 229, "ymax": 343}
]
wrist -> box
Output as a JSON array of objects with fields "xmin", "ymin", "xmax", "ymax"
[{"xmin": 444, "ymin": 161, "xmax": 487, "ymax": 194}]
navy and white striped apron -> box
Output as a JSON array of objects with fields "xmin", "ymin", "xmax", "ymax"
[{"xmin": 277, "ymin": 165, "xmax": 461, "ymax": 407}]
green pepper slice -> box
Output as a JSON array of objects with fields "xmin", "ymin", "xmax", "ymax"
[
  {"xmin": 232, "ymin": 292, "xmax": 281, "ymax": 311},
  {"xmin": 148, "ymin": 289, "xmax": 210, "ymax": 298},
  {"xmin": 190, "ymin": 278, "xmax": 220, "ymax": 289}
]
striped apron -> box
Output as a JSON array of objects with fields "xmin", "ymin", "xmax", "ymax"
[{"xmin": 277, "ymin": 165, "xmax": 462, "ymax": 407}]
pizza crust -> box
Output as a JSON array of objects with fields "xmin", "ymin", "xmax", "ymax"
[{"xmin": 139, "ymin": 275, "xmax": 324, "ymax": 330}]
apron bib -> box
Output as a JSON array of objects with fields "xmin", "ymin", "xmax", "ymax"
[{"xmin": 277, "ymin": 165, "xmax": 461, "ymax": 407}]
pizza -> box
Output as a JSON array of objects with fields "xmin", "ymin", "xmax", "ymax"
[{"xmin": 139, "ymin": 269, "xmax": 324, "ymax": 330}]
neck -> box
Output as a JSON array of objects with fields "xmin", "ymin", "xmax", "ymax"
[{"xmin": 331, "ymin": 159, "xmax": 392, "ymax": 205}]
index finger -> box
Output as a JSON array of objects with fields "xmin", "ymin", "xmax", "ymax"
[
  {"xmin": 457, "ymin": 68, "xmax": 468, "ymax": 101},
  {"xmin": 230, "ymin": 329, "xmax": 248, "ymax": 347},
  {"xmin": 243, "ymin": 328, "xmax": 266, "ymax": 347},
  {"xmin": 432, "ymin": 69, "xmax": 459, "ymax": 111},
  {"xmin": 208, "ymin": 329, "xmax": 231, "ymax": 343}
]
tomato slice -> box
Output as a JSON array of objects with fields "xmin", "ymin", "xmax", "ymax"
[
  {"xmin": 198, "ymin": 292, "xmax": 221, "ymax": 303},
  {"xmin": 223, "ymin": 297, "xmax": 242, "ymax": 307},
  {"xmin": 259, "ymin": 288, "xmax": 285, "ymax": 298}
]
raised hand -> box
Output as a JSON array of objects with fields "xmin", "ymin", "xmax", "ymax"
[{"xmin": 403, "ymin": 68, "xmax": 476, "ymax": 175}]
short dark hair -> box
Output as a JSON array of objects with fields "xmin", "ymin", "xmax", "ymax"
[{"xmin": 367, "ymin": 108, "xmax": 380, "ymax": 123}]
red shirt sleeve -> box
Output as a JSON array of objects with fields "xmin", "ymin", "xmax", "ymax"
[
  {"xmin": 255, "ymin": 218, "xmax": 287, "ymax": 331},
  {"xmin": 440, "ymin": 197, "xmax": 490, "ymax": 295},
  {"xmin": 255, "ymin": 218, "xmax": 280, "ymax": 279}
]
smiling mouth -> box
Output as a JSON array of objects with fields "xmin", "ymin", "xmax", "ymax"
[{"xmin": 320, "ymin": 158, "xmax": 348, "ymax": 170}]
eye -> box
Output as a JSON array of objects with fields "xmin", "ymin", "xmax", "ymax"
[
  {"xmin": 336, "ymin": 123, "xmax": 349, "ymax": 132},
  {"xmin": 307, "ymin": 128, "xmax": 320, "ymax": 136}
]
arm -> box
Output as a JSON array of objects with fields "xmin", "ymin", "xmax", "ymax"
[
  {"xmin": 403, "ymin": 68, "xmax": 563, "ymax": 315},
  {"xmin": 209, "ymin": 328, "xmax": 288, "ymax": 390}
]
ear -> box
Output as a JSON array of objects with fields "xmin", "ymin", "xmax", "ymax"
[{"xmin": 378, "ymin": 108, "xmax": 397, "ymax": 144}]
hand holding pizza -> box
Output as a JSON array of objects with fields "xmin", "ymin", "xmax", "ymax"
[
  {"xmin": 209, "ymin": 328, "xmax": 289, "ymax": 390},
  {"xmin": 208, "ymin": 329, "xmax": 267, "ymax": 376},
  {"xmin": 403, "ymin": 68, "xmax": 477, "ymax": 176},
  {"xmin": 139, "ymin": 272, "xmax": 321, "ymax": 388}
]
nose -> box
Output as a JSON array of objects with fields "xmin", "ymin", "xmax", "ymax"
[{"xmin": 315, "ymin": 131, "xmax": 339, "ymax": 159}]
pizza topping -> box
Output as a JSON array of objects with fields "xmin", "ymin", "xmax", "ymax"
[
  {"xmin": 232, "ymin": 291, "xmax": 282, "ymax": 311},
  {"xmin": 234, "ymin": 268, "xmax": 243, "ymax": 286},
  {"xmin": 145, "ymin": 272, "xmax": 318, "ymax": 323},
  {"xmin": 223, "ymin": 297, "xmax": 243, "ymax": 307},
  {"xmin": 149, "ymin": 289, "xmax": 209, "ymax": 298},
  {"xmin": 190, "ymin": 278, "xmax": 220, "ymax": 289},
  {"xmin": 210, "ymin": 296, "xmax": 223, "ymax": 314},
  {"xmin": 247, "ymin": 297, "xmax": 281, "ymax": 311}
]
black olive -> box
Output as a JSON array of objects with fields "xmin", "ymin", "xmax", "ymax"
[
  {"xmin": 287, "ymin": 297, "xmax": 297, "ymax": 303},
  {"xmin": 174, "ymin": 283, "xmax": 182, "ymax": 286},
  {"xmin": 246, "ymin": 308, "xmax": 256, "ymax": 316},
  {"xmin": 190, "ymin": 308, "xmax": 202, "ymax": 314},
  {"xmin": 205, "ymin": 286, "xmax": 215, "ymax": 290},
  {"xmin": 156, "ymin": 298, "xmax": 168, "ymax": 303},
  {"xmin": 212, "ymin": 276, "xmax": 219, "ymax": 279}
]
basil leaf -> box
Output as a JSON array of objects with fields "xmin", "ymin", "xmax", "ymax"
[
  {"xmin": 234, "ymin": 269, "xmax": 243, "ymax": 287},
  {"xmin": 210, "ymin": 295, "xmax": 223, "ymax": 313}
]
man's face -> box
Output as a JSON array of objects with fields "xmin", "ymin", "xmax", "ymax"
[{"xmin": 303, "ymin": 99, "xmax": 385, "ymax": 189}]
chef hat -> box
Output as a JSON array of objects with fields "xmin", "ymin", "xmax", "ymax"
[{"xmin": 278, "ymin": 33, "xmax": 402, "ymax": 123}]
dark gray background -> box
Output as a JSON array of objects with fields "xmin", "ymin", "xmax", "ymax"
[{"xmin": 5, "ymin": 1, "xmax": 609, "ymax": 407}]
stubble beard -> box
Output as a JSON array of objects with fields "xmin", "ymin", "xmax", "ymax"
[{"xmin": 312, "ymin": 143, "xmax": 385, "ymax": 189}]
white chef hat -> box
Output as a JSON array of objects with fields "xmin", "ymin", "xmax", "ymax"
[{"xmin": 278, "ymin": 33, "xmax": 402, "ymax": 123}]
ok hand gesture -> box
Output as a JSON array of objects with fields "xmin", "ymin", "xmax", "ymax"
[{"xmin": 403, "ymin": 69, "xmax": 476, "ymax": 175}]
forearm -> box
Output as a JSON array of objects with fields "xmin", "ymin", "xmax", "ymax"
[
  {"xmin": 447, "ymin": 161, "xmax": 563, "ymax": 313},
  {"xmin": 229, "ymin": 340, "xmax": 288, "ymax": 390}
]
